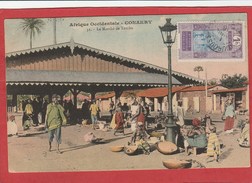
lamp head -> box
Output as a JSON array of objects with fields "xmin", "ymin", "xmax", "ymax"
[{"xmin": 159, "ymin": 18, "xmax": 177, "ymax": 46}]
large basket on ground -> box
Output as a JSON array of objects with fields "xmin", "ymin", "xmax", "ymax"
[
  {"xmin": 124, "ymin": 145, "xmax": 138, "ymax": 155},
  {"xmin": 162, "ymin": 159, "xmax": 192, "ymax": 169},
  {"xmin": 110, "ymin": 146, "xmax": 124, "ymax": 152},
  {"xmin": 156, "ymin": 141, "xmax": 178, "ymax": 155}
]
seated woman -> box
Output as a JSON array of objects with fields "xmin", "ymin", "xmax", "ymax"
[
  {"xmin": 183, "ymin": 118, "xmax": 208, "ymax": 155},
  {"xmin": 237, "ymin": 118, "xmax": 250, "ymax": 147}
]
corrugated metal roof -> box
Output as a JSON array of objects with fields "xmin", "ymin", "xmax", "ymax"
[
  {"xmin": 6, "ymin": 41, "xmax": 203, "ymax": 84},
  {"xmin": 6, "ymin": 43, "xmax": 70, "ymax": 57},
  {"xmin": 179, "ymin": 85, "xmax": 216, "ymax": 92},
  {"xmin": 6, "ymin": 69, "xmax": 181, "ymax": 85},
  {"xmin": 136, "ymin": 86, "xmax": 190, "ymax": 97}
]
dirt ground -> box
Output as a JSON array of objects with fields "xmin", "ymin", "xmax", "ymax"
[{"xmin": 7, "ymin": 113, "xmax": 250, "ymax": 172}]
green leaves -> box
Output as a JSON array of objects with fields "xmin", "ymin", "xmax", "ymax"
[
  {"xmin": 220, "ymin": 74, "xmax": 248, "ymax": 89},
  {"xmin": 19, "ymin": 18, "xmax": 45, "ymax": 48}
]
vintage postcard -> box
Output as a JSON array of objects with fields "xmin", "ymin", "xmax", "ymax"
[{"xmin": 1, "ymin": 6, "xmax": 251, "ymax": 183}]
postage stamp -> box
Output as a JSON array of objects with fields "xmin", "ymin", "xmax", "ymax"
[{"xmin": 178, "ymin": 22, "xmax": 244, "ymax": 60}]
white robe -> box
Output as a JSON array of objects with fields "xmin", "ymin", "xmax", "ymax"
[{"xmin": 7, "ymin": 120, "xmax": 18, "ymax": 135}]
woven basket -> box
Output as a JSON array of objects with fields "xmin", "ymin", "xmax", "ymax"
[
  {"xmin": 163, "ymin": 159, "xmax": 192, "ymax": 169},
  {"xmin": 110, "ymin": 146, "xmax": 124, "ymax": 152},
  {"xmin": 156, "ymin": 141, "xmax": 178, "ymax": 155},
  {"xmin": 124, "ymin": 145, "xmax": 138, "ymax": 155}
]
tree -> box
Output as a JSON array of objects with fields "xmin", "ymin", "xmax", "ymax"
[
  {"xmin": 19, "ymin": 18, "xmax": 45, "ymax": 49},
  {"xmin": 194, "ymin": 66, "xmax": 204, "ymax": 79},
  {"xmin": 208, "ymin": 79, "xmax": 218, "ymax": 86},
  {"xmin": 47, "ymin": 18, "xmax": 57, "ymax": 44},
  {"xmin": 220, "ymin": 74, "xmax": 248, "ymax": 88}
]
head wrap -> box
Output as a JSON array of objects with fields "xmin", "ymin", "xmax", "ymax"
[{"xmin": 192, "ymin": 118, "xmax": 201, "ymax": 127}]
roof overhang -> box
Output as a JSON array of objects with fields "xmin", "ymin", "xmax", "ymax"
[
  {"xmin": 211, "ymin": 87, "xmax": 247, "ymax": 94},
  {"xmin": 6, "ymin": 69, "xmax": 181, "ymax": 86}
]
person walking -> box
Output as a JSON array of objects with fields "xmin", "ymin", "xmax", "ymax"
[
  {"xmin": 129, "ymin": 97, "xmax": 150, "ymax": 144},
  {"xmin": 45, "ymin": 94, "xmax": 66, "ymax": 153},
  {"xmin": 109, "ymin": 100, "xmax": 115, "ymax": 121},
  {"xmin": 89, "ymin": 99, "xmax": 99, "ymax": 130},
  {"xmin": 175, "ymin": 100, "xmax": 185, "ymax": 126},
  {"xmin": 223, "ymin": 98, "xmax": 236, "ymax": 134},
  {"xmin": 175, "ymin": 101, "xmax": 185, "ymax": 148},
  {"xmin": 114, "ymin": 107, "xmax": 125, "ymax": 135}
]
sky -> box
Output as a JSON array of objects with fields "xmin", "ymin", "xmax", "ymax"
[{"xmin": 4, "ymin": 13, "xmax": 248, "ymax": 80}]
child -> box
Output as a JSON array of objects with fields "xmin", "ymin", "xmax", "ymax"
[
  {"xmin": 203, "ymin": 114, "xmax": 214, "ymax": 136},
  {"xmin": 207, "ymin": 126, "xmax": 221, "ymax": 162}
]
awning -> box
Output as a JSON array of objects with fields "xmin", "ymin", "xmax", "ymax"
[
  {"xmin": 211, "ymin": 87, "xmax": 247, "ymax": 94},
  {"xmin": 96, "ymin": 92, "xmax": 115, "ymax": 99},
  {"xmin": 136, "ymin": 86, "xmax": 189, "ymax": 98}
]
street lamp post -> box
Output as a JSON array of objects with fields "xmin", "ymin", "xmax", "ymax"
[{"xmin": 159, "ymin": 18, "xmax": 177, "ymax": 143}]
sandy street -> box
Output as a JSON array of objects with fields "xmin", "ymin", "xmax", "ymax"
[{"xmin": 7, "ymin": 113, "xmax": 250, "ymax": 172}]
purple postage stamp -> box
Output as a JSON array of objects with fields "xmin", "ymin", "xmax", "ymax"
[{"xmin": 178, "ymin": 22, "xmax": 244, "ymax": 60}]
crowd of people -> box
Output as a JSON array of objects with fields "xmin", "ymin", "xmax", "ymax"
[
  {"xmin": 7, "ymin": 95, "xmax": 250, "ymax": 159},
  {"xmin": 175, "ymin": 97, "xmax": 249, "ymax": 162},
  {"xmin": 21, "ymin": 97, "xmax": 48, "ymax": 129},
  {"xmin": 109, "ymin": 97, "xmax": 150, "ymax": 140}
]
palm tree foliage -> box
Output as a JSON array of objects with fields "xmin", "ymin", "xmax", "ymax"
[
  {"xmin": 19, "ymin": 18, "xmax": 45, "ymax": 48},
  {"xmin": 193, "ymin": 66, "xmax": 204, "ymax": 79}
]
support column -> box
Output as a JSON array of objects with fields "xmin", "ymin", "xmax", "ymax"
[
  {"xmin": 114, "ymin": 89, "xmax": 123, "ymax": 105},
  {"xmin": 154, "ymin": 98, "xmax": 158, "ymax": 111},
  {"xmin": 60, "ymin": 94, "xmax": 64, "ymax": 105},
  {"xmin": 213, "ymin": 94, "xmax": 216, "ymax": 111},
  {"xmin": 48, "ymin": 93, "xmax": 52, "ymax": 103},
  {"xmin": 90, "ymin": 92, "xmax": 96, "ymax": 101},
  {"xmin": 70, "ymin": 88, "xmax": 81, "ymax": 109}
]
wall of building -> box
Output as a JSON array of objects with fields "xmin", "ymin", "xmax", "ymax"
[{"xmin": 179, "ymin": 90, "xmax": 208, "ymax": 114}]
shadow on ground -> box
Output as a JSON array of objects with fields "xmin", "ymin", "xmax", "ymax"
[
  {"xmin": 219, "ymin": 147, "xmax": 234, "ymax": 161},
  {"xmin": 60, "ymin": 135, "xmax": 131, "ymax": 153}
]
